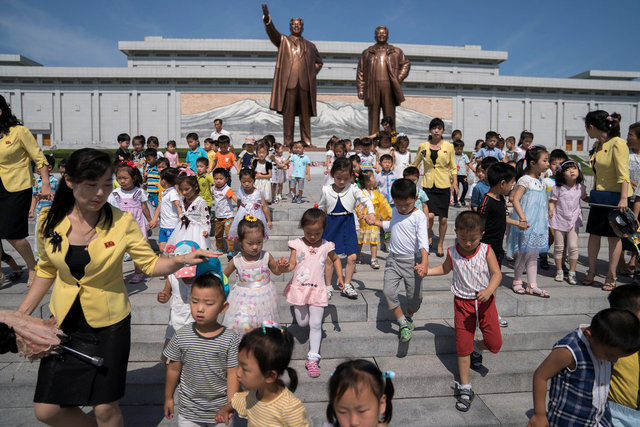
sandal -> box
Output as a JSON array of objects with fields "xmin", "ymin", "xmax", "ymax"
[
  {"xmin": 618, "ymin": 266, "xmax": 635, "ymax": 277},
  {"xmin": 512, "ymin": 281, "xmax": 525, "ymax": 295},
  {"xmin": 582, "ymin": 270, "xmax": 596, "ymax": 286},
  {"xmin": 526, "ymin": 284, "xmax": 550, "ymax": 298},
  {"xmin": 602, "ymin": 275, "xmax": 617, "ymax": 292},
  {"xmin": 7, "ymin": 268, "xmax": 23, "ymax": 281},
  {"xmin": 453, "ymin": 382, "xmax": 475, "ymax": 412}
]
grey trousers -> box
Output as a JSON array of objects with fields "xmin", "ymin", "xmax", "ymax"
[{"xmin": 383, "ymin": 253, "xmax": 423, "ymax": 314}]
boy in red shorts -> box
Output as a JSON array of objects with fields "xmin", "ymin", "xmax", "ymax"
[{"xmin": 428, "ymin": 211, "xmax": 502, "ymax": 412}]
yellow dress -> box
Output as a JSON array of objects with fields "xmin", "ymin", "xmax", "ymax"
[{"xmin": 357, "ymin": 189, "xmax": 392, "ymax": 244}]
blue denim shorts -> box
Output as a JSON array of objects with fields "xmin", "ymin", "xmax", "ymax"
[
  {"xmin": 609, "ymin": 400, "xmax": 640, "ymax": 426},
  {"xmin": 159, "ymin": 228, "xmax": 174, "ymax": 243}
]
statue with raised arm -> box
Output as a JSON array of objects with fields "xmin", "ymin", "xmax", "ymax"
[
  {"xmin": 262, "ymin": 3, "xmax": 323, "ymax": 147},
  {"xmin": 357, "ymin": 26, "xmax": 411, "ymax": 135}
]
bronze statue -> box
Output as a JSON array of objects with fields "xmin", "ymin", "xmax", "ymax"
[
  {"xmin": 262, "ymin": 4, "xmax": 323, "ymax": 147},
  {"xmin": 357, "ymin": 26, "xmax": 411, "ymax": 135}
]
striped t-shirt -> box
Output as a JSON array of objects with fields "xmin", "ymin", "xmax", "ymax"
[
  {"xmin": 232, "ymin": 387, "xmax": 310, "ymax": 427},
  {"xmin": 163, "ymin": 325, "xmax": 239, "ymax": 423},
  {"xmin": 145, "ymin": 164, "xmax": 159, "ymax": 194},
  {"xmin": 448, "ymin": 242, "xmax": 491, "ymax": 299}
]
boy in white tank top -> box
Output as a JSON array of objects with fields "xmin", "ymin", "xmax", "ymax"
[{"xmin": 427, "ymin": 211, "xmax": 503, "ymax": 412}]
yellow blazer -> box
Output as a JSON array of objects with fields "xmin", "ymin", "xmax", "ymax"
[
  {"xmin": 411, "ymin": 140, "xmax": 457, "ymax": 189},
  {"xmin": 590, "ymin": 136, "xmax": 629, "ymax": 192},
  {"xmin": 0, "ymin": 125, "xmax": 48, "ymax": 192},
  {"xmin": 36, "ymin": 205, "xmax": 160, "ymax": 328}
]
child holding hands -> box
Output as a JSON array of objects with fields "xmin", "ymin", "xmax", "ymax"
[
  {"xmin": 427, "ymin": 211, "xmax": 503, "ymax": 412},
  {"xmin": 366, "ymin": 178, "xmax": 429, "ymax": 343}
]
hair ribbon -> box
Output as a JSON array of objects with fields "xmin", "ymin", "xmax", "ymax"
[
  {"xmin": 382, "ymin": 370, "xmax": 395, "ymax": 379},
  {"xmin": 179, "ymin": 167, "xmax": 196, "ymax": 177},
  {"xmin": 261, "ymin": 320, "xmax": 283, "ymax": 334},
  {"xmin": 244, "ymin": 215, "xmax": 258, "ymax": 222},
  {"xmin": 119, "ymin": 160, "xmax": 136, "ymax": 169}
]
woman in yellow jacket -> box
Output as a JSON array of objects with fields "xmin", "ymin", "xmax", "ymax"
[
  {"xmin": 16, "ymin": 149, "xmax": 219, "ymax": 427},
  {"xmin": 583, "ymin": 110, "xmax": 629, "ymax": 291},
  {"xmin": 0, "ymin": 95, "xmax": 52, "ymax": 284},
  {"xmin": 411, "ymin": 118, "xmax": 458, "ymax": 257}
]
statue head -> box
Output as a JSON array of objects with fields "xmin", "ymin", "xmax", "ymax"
[
  {"xmin": 289, "ymin": 17, "xmax": 304, "ymax": 36},
  {"xmin": 375, "ymin": 26, "xmax": 388, "ymax": 44}
]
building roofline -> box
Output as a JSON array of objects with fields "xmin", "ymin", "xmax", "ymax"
[
  {"xmin": 0, "ymin": 54, "xmax": 42, "ymax": 67},
  {"xmin": 2, "ymin": 65, "xmax": 639, "ymax": 92},
  {"xmin": 570, "ymin": 69, "xmax": 640, "ymax": 81},
  {"xmin": 118, "ymin": 37, "xmax": 508, "ymax": 63}
]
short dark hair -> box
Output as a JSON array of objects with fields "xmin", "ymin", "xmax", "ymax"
[
  {"xmin": 178, "ymin": 175, "xmax": 199, "ymax": 194},
  {"xmin": 590, "ymin": 308, "xmax": 640, "ymax": 354},
  {"xmin": 480, "ymin": 156, "xmax": 499, "ymax": 171},
  {"xmin": 453, "ymin": 140, "xmax": 465, "ymax": 148},
  {"xmin": 212, "ymin": 167, "xmax": 227, "ymax": 178},
  {"xmin": 608, "ymin": 283, "xmax": 640, "ymax": 313},
  {"xmin": 204, "ymin": 138, "xmax": 215, "ymax": 145},
  {"xmin": 186, "ymin": 132, "xmax": 199, "ymax": 141},
  {"xmin": 192, "ymin": 273, "xmax": 227, "ymax": 301},
  {"xmin": 58, "ymin": 158, "xmax": 68, "ymax": 170},
  {"xmin": 160, "ymin": 167, "xmax": 179, "ymax": 186},
  {"xmin": 451, "ymin": 129, "xmax": 462, "ymax": 137},
  {"xmin": 239, "ymin": 169, "xmax": 256, "ymax": 181},
  {"xmin": 263, "ymin": 134, "xmax": 276, "ymax": 146},
  {"xmin": 360, "ymin": 137, "xmax": 373, "ymax": 147},
  {"xmin": 196, "ymin": 157, "xmax": 209, "ymax": 167},
  {"xmin": 390, "ymin": 178, "xmax": 416, "ymax": 201},
  {"xmin": 331, "ymin": 157, "xmax": 353, "ymax": 176},
  {"xmin": 549, "ymin": 149, "xmax": 568, "ymax": 164},
  {"xmin": 429, "ymin": 117, "xmax": 445, "ymax": 130},
  {"xmin": 381, "ymin": 116, "xmax": 394, "ymax": 127},
  {"xmin": 147, "ymin": 136, "xmax": 159, "ymax": 146},
  {"xmin": 379, "ymin": 154, "xmax": 393, "ymax": 163},
  {"xmin": 44, "ymin": 154, "xmax": 56, "ymax": 169},
  {"xmin": 117, "ymin": 133, "xmax": 130, "ymax": 143},
  {"xmin": 378, "ymin": 131, "xmax": 391, "ymax": 141},
  {"xmin": 157, "ymin": 157, "xmax": 170, "ymax": 168},
  {"xmin": 132, "ymin": 135, "xmax": 146, "ymax": 146},
  {"xmin": 349, "ymin": 154, "xmax": 361, "ymax": 164},
  {"xmin": 486, "ymin": 162, "xmax": 516, "ymax": 187},
  {"xmin": 167, "ymin": 140, "xmax": 176, "ymax": 148},
  {"xmin": 214, "ymin": 118, "xmax": 223, "ymax": 125},
  {"xmin": 403, "ymin": 166, "xmax": 420, "ymax": 179},
  {"xmin": 485, "ymin": 131, "xmax": 499, "ymax": 140},
  {"xmin": 300, "ymin": 208, "xmax": 327, "ymax": 229},
  {"xmin": 237, "ymin": 216, "xmax": 265, "ymax": 240},
  {"xmin": 455, "ymin": 211, "xmax": 485, "ymax": 232},
  {"xmin": 144, "ymin": 148, "xmax": 157, "ymax": 158},
  {"xmin": 218, "ymin": 135, "xmax": 230, "ymax": 145}
]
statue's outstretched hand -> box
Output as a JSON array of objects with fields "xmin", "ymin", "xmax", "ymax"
[{"xmin": 262, "ymin": 4, "xmax": 270, "ymax": 22}]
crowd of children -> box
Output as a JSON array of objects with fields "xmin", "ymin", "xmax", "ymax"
[{"xmin": 14, "ymin": 114, "xmax": 640, "ymax": 426}]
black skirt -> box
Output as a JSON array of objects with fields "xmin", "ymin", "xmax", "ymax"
[
  {"xmin": 34, "ymin": 298, "xmax": 131, "ymax": 406},
  {"xmin": 0, "ymin": 177, "xmax": 31, "ymax": 240},
  {"xmin": 424, "ymin": 186, "xmax": 451, "ymax": 218},
  {"xmin": 585, "ymin": 205, "xmax": 618, "ymax": 238}
]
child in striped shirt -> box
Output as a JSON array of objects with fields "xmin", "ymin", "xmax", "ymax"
[
  {"xmin": 218, "ymin": 324, "xmax": 310, "ymax": 426},
  {"xmin": 427, "ymin": 211, "xmax": 503, "ymax": 412},
  {"xmin": 144, "ymin": 148, "xmax": 160, "ymax": 207},
  {"xmin": 163, "ymin": 259, "xmax": 239, "ymax": 426}
]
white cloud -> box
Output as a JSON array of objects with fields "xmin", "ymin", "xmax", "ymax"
[{"xmin": 0, "ymin": 1, "xmax": 124, "ymax": 66}]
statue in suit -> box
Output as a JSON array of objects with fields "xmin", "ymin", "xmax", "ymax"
[
  {"xmin": 262, "ymin": 4, "xmax": 323, "ymax": 147},
  {"xmin": 357, "ymin": 26, "xmax": 411, "ymax": 135}
]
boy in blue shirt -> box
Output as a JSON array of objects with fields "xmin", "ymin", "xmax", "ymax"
[
  {"xmin": 288, "ymin": 141, "xmax": 310, "ymax": 203},
  {"xmin": 470, "ymin": 157, "xmax": 498, "ymax": 211},
  {"xmin": 184, "ymin": 132, "xmax": 208, "ymax": 171},
  {"xmin": 474, "ymin": 131, "xmax": 504, "ymax": 166}
]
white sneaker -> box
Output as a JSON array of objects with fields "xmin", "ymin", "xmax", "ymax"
[
  {"xmin": 567, "ymin": 272, "xmax": 577, "ymax": 285},
  {"xmin": 341, "ymin": 283, "xmax": 358, "ymax": 299},
  {"xmin": 499, "ymin": 316, "xmax": 508, "ymax": 327},
  {"xmin": 327, "ymin": 287, "xmax": 333, "ymax": 300},
  {"xmin": 554, "ymin": 270, "xmax": 564, "ymax": 282}
]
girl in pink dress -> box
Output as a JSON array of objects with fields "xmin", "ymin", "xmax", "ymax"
[
  {"xmin": 282, "ymin": 207, "xmax": 344, "ymax": 378},
  {"xmin": 108, "ymin": 161, "xmax": 152, "ymax": 284}
]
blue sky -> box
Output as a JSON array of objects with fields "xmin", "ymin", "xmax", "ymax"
[{"xmin": 2, "ymin": 0, "xmax": 639, "ymax": 78}]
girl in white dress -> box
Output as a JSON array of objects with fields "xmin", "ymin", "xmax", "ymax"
[
  {"xmin": 165, "ymin": 172, "xmax": 214, "ymax": 252},
  {"xmin": 252, "ymin": 143, "xmax": 272, "ymax": 203},
  {"xmin": 228, "ymin": 169, "xmax": 273, "ymax": 241}
]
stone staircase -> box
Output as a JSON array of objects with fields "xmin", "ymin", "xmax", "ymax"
[{"xmin": 0, "ymin": 168, "xmax": 623, "ymax": 426}]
